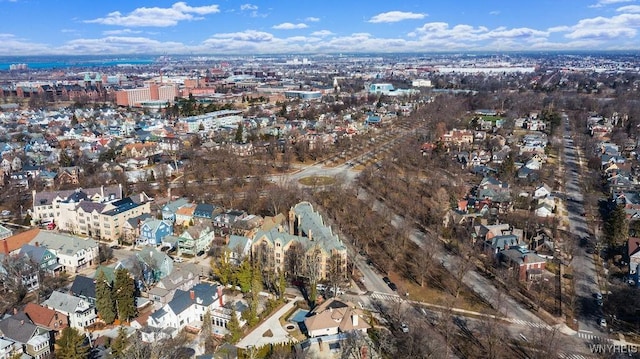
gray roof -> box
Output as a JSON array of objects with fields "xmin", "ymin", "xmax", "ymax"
[
  {"xmin": 29, "ymin": 231, "xmax": 98, "ymax": 256},
  {"xmin": 42, "ymin": 290, "xmax": 84, "ymax": 315},
  {"xmin": 291, "ymin": 202, "xmax": 345, "ymax": 252},
  {"xmin": 0, "ymin": 316, "xmax": 38, "ymax": 344},
  {"xmin": 163, "ymin": 198, "xmax": 190, "ymax": 213},
  {"xmin": 167, "ymin": 282, "xmax": 218, "ymax": 315},
  {"xmin": 33, "ymin": 185, "xmax": 121, "ymax": 206},
  {"xmin": 127, "ymin": 213, "xmax": 153, "ymax": 228},
  {"xmin": 19, "ymin": 244, "xmax": 49, "ymax": 263},
  {"xmin": 227, "ymin": 235, "xmax": 250, "ymax": 251}
]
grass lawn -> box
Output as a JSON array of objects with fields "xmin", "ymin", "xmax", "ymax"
[
  {"xmin": 388, "ymin": 270, "xmax": 497, "ymax": 315},
  {"xmin": 298, "ymin": 176, "xmax": 336, "ymax": 186}
]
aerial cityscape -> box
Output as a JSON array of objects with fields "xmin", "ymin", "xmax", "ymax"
[{"xmin": 0, "ymin": 1, "xmax": 640, "ymax": 359}]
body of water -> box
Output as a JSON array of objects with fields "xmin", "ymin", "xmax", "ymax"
[{"xmin": 0, "ymin": 56, "xmax": 156, "ymax": 71}]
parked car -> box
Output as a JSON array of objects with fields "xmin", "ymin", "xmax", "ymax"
[
  {"xmin": 599, "ymin": 318, "xmax": 607, "ymax": 328},
  {"xmin": 388, "ymin": 282, "xmax": 398, "ymax": 291},
  {"xmin": 400, "ymin": 323, "xmax": 409, "ymax": 333},
  {"xmin": 316, "ymin": 284, "xmax": 326, "ymax": 291},
  {"xmin": 595, "ymin": 292, "xmax": 603, "ymax": 300},
  {"xmin": 173, "ymin": 256, "xmax": 184, "ymax": 263},
  {"xmin": 382, "ymin": 277, "xmax": 391, "ymax": 284}
]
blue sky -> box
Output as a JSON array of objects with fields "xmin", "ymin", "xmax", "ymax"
[{"xmin": 1, "ymin": 0, "xmax": 640, "ymax": 55}]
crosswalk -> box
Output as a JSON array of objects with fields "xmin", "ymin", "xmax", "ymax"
[
  {"xmin": 559, "ymin": 353, "xmax": 589, "ymax": 359},
  {"xmin": 509, "ymin": 318, "xmax": 553, "ymax": 330},
  {"xmin": 370, "ymin": 292, "xmax": 402, "ymax": 303},
  {"xmin": 576, "ymin": 331, "xmax": 611, "ymax": 343}
]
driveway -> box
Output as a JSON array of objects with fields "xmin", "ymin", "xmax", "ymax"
[{"xmin": 236, "ymin": 296, "xmax": 301, "ymax": 349}]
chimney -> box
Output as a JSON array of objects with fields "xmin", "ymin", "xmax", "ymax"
[
  {"xmin": 2, "ymin": 240, "xmax": 9, "ymax": 254},
  {"xmin": 308, "ymin": 229, "xmax": 312, "ymax": 241},
  {"xmin": 20, "ymin": 320, "xmax": 24, "ymax": 325},
  {"xmin": 13, "ymin": 308, "xmax": 17, "ymax": 315},
  {"xmin": 35, "ymin": 242, "xmax": 39, "ymax": 247},
  {"xmin": 351, "ymin": 313, "xmax": 358, "ymax": 327},
  {"xmin": 190, "ymin": 290, "xmax": 195, "ymax": 301},
  {"xmin": 523, "ymin": 254, "xmax": 528, "ymax": 263},
  {"xmin": 218, "ymin": 286, "xmax": 223, "ymax": 306}
]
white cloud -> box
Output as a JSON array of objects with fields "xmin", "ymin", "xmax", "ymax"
[
  {"xmin": 103, "ymin": 29, "xmax": 142, "ymax": 35},
  {"xmin": 85, "ymin": 2, "xmax": 220, "ymax": 27},
  {"xmin": 368, "ymin": 11, "xmax": 426, "ymax": 23},
  {"xmin": 311, "ymin": 30, "xmax": 333, "ymax": 37},
  {"xmin": 617, "ymin": 5, "xmax": 640, "ymax": 12},
  {"xmin": 272, "ymin": 22, "xmax": 308, "ymax": 30},
  {"xmin": 240, "ymin": 4, "xmax": 257, "ymax": 11},
  {"xmin": 305, "ymin": 17, "xmax": 320, "ymax": 22},
  {"xmin": 210, "ymin": 30, "xmax": 274, "ymax": 42},
  {"xmin": 560, "ymin": 13, "xmax": 640, "ymax": 39},
  {"xmin": 589, "ymin": 0, "xmax": 633, "ymax": 8},
  {"xmin": 489, "ymin": 10, "xmax": 500, "ymax": 15}
]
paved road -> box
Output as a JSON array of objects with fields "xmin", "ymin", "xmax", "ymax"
[
  {"xmin": 359, "ymin": 191, "xmax": 547, "ymax": 325},
  {"xmin": 561, "ymin": 113, "xmax": 603, "ymax": 335}
]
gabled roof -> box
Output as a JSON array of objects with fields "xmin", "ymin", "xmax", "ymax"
[
  {"xmin": 42, "ymin": 290, "xmax": 85, "ymax": 314},
  {"xmin": 1, "ymin": 228, "xmax": 40, "ymax": 254},
  {"xmin": 70, "ymin": 275, "xmax": 97, "ymax": 300},
  {"xmin": 194, "ymin": 203, "xmax": 214, "ymax": 218},
  {"xmin": 167, "ymin": 282, "xmax": 219, "ymax": 315},
  {"xmin": 304, "ymin": 298, "xmax": 370, "ymax": 334},
  {"xmin": 0, "ymin": 315, "xmax": 38, "ymax": 344},
  {"xmin": 163, "ymin": 198, "xmax": 190, "ymax": 213},
  {"xmin": 23, "ymin": 303, "xmax": 67, "ymax": 330}
]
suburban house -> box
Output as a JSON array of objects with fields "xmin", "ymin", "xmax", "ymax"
[
  {"xmin": 42, "ymin": 291, "xmax": 97, "ymax": 331},
  {"xmin": 533, "ymin": 184, "xmax": 552, "ymax": 199},
  {"xmin": 500, "ymin": 247, "xmax": 547, "ymax": 281},
  {"xmin": 213, "ymin": 210, "xmax": 248, "ymax": 230},
  {"xmin": 303, "ymin": 298, "xmax": 370, "ymax": 338},
  {"xmin": 0, "ymin": 314, "xmax": 51, "ymax": 359},
  {"xmin": 23, "ymin": 303, "xmax": 69, "ymax": 339},
  {"xmin": 193, "ymin": 203, "xmax": 218, "ymax": 224},
  {"xmin": 174, "ymin": 204, "xmax": 196, "ymax": 226},
  {"xmin": 123, "ymin": 213, "xmax": 153, "ymax": 243},
  {"xmin": 139, "ymin": 218, "xmax": 174, "ymax": 246},
  {"xmin": 147, "ymin": 267, "xmax": 200, "ymax": 307},
  {"xmin": 28, "ymin": 231, "xmax": 99, "ymax": 274},
  {"xmin": 627, "ymin": 238, "xmax": 640, "ymax": 276},
  {"xmin": 69, "ymin": 275, "xmax": 99, "ymax": 305},
  {"xmin": 0, "ymin": 228, "xmax": 41, "ymax": 255},
  {"xmin": 143, "ymin": 282, "xmax": 234, "ymax": 342},
  {"xmin": 19, "ymin": 243, "xmax": 63, "ymax": 276},
  {"xmin": 0, "ymin": 224, "xmax": 13, "ymax": 241},
  {"xmin": 161, "ymin": 198, "xmax": 191, "ymax": 222},
  {"xmin": 251, "ymin": 202, "xmax": 348, "ymax": 280},
  {"xmin": 167, "ymin": 224, "xmax": 215, "ymax": 256},
  {"xmin": 0, "ymin": 252, "xmax": 40, "ymax": 293},
  {"xmin": 117, "ymin": 247, "xmax": 173, "ymax": 288},
  {"xmin": 231, "ymin": 215, "xmax": 264, "ymax": 237},
  {"xmin": 224, "ymin": 235, "xmax": 252, "ymax": 264}
]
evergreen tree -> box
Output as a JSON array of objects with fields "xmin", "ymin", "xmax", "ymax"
[
  {"xmin": 110, "ymin": 327, "xmax": 129, "ymax": 357},
  {"xmin": 200, "ymin": 310, "xmax": 216, "ymax": 353},
  {"xmin": 114, "ymin": 268, "xmax": 137, "ymax": 322},
  {"xmin": 235, "ymin": 122, "xmax": 244, "ymax": 143},
  {"xmin": 95, "ymin": 271, "xmax": 116, "ymax": 324},
  {"xmin": 226, "ymin": 312, "xmax": 242, "ymax": 344},
  {"xmin": 56, "ymin": 327, "xmax": 90, "ymax": 359}
]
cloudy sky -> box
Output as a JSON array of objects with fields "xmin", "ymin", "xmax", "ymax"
[{"xmin": 1, "ymin": 0, "xmax": 640, "ymax": 55}]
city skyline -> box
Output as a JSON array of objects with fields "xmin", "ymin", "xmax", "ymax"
[{"xmin": 1, "ymin": 0, "xmax": 640, "ymax": 55}]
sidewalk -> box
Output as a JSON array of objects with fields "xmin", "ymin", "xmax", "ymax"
[{"xmin": 236, "ymin": 296, "xmax": 301, "ymax": 349}]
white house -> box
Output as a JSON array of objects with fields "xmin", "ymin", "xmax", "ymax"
[
  {"xmin": 42, "ymin": 291, "xmax": 97, "ymax": 331},
  {"xmin": 29, "ymin": 231, "xmax": 99, "ymax": 274},
  {"xmin": 535, "ymin": 203, "xmax": 554, "ymax": 218},
  {"xmin": 533, "ymin": 184, "xmax": 551, "ymax": 199},
  {"xmin": 143, "ymin": 282, "xmax": 235, "ymax": 342}
]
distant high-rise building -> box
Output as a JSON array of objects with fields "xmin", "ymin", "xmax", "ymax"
[{"xmin": 116, "ymin": 83, "xmax": 178, "ymax": 107}]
